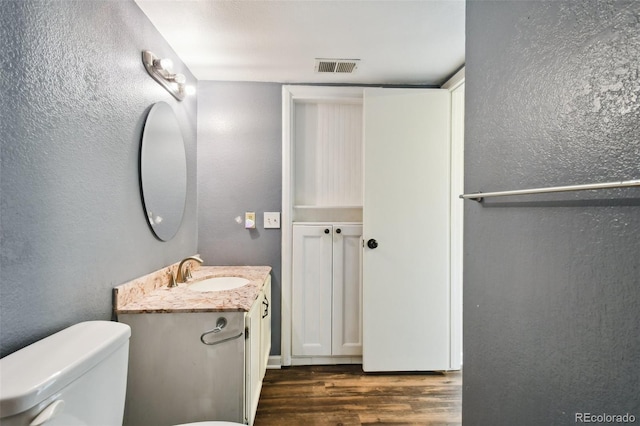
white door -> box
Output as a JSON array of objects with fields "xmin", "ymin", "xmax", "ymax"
[
  {"xmin": 291, "ymin": 224, "xmax": 333, "ymax": 356},
  {"xmin": 332, "ymin": 224, "xmax": 363, "ymax": 356},
  {"xmin": 362, "ymin": 88, "xmax": 451, "ymax": 372}
]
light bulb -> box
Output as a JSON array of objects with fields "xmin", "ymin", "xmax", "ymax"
[
  {"xmin": 171, "ymin": 73, "xmax": 186, "ymax": 85},
  {"xmin": 153, "ymin": 57, "xmax": 173, "ymax": 71}
]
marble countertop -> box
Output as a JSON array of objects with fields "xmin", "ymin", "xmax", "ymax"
[{"xmin": 114, "ymin": 265, "xmax": 272, "ymax": 314}]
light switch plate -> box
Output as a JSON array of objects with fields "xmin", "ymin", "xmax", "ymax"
[{"xmin": 264, "ymin": 212, "xmax": 281, "ymax": 229}]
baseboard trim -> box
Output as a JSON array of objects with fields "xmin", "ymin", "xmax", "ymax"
[
  {"xmin": 267, "ymin": 355, "xmax": 282, "ymax": 369},
  {"xmin": 291, "ymin": 356, "xmax": 363, "ymax": 366},
  {"xmin": 268, "ymin": 355, "xmax": 364, "ymax": 368}
]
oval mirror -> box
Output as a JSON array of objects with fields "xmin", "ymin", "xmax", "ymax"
[{"xmin": 140, "ymin": 101, "xmax": 187, "ymax": 241}]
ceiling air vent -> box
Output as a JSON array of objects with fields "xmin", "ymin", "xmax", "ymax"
[{"xmin": 315, "ymin": 58, "xmax": 359, "ymax": 74}]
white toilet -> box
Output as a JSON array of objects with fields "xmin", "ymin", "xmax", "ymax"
[{"xmin": 0, "ymin": 321, "xmax": 243, "ymax": 426}]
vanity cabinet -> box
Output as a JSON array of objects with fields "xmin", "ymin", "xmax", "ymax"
[
  {"xmin": 118, "ymin": 274, "xmax": 271, "ymax": 426},
  {"xmin": 292, "ymin": 224, "xmax": 362, "ymax": 359}
]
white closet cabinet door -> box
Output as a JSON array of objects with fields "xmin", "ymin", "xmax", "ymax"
[
  {"xmin": 332, "ymin": 224, "xmax": 363, "ymax": 356},
  {"xmin": 292, "ymin": 225, "xmax": 333, "ymax": 356}
]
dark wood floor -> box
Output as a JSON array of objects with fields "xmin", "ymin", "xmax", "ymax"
[{"xmin": 254, "ymin": 365, "xmax": 462, "ymax": 425}]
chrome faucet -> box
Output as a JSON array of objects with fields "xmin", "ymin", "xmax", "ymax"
[{"xmin": 169, "ymin": 256, "xmax": 203, "ymax": 287}]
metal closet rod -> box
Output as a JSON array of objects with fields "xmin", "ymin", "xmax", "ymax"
[{"xmin": 460, "ymin": 179, "xmax": 640, "ymax": 202}]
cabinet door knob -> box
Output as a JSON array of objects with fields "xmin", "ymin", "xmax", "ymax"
[
  {"xmin": 367, "ymin": 238, "xmax": 378, "ymax": 249},
  {"xmin": 336, "ymin": 228, "xmax": 341, "ymax": 234},
  {"xmin": 324, "ymin": 228, "xmax": 330, "ymax": 234}
]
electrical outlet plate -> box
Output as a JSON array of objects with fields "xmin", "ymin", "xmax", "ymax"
[
  {"xmin": 264, "ymin": 212, "xmax": 281, "ymax": 229},
  {"xmin": 245, "ymin": 212, "xmax": 256, "ymax": 229}
]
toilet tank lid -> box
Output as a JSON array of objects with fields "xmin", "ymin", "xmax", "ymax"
[{"xmin": 0, "ymin": 321, "xmax": 131, "ymax": 417}]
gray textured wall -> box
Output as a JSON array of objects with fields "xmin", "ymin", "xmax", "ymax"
[
  {"xmin": 0, "ymin": 0, "xmax": 198, "ymax": 358},
  {"xmin": 197, "ymin": 81, "xmax": 282, "ymax": 354},
  {"xmin": 464, "ymin": 1, "xmax": 640, "ymax": 424}
]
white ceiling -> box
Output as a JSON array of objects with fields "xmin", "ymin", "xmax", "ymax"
[{"xmin": 135, "ymin": 0, "xmax": 465, "ymax": 86}]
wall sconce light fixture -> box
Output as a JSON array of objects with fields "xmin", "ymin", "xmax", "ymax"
[{"xmin": 142, "ymin": 50, "xmax": 186, "ymax": 101}]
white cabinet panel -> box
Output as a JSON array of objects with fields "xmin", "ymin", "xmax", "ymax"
[
  {"xmin": 245, "ymin": 295, "xmax": 261, "ymax": 425},
  {"xmin": 245, "ymin": 276, "xmax": 271, "ymax": 426},
  {"xmin": 246, "ymin": 297, "xmax": 261, "ymax": 425},
  {"xmin": 260, "ymin": 276, "xmax": 272, "ymax": 377},
  {"xmin": 292, "ymin": 225, "xmax": 333, "ymax": 356},
  {"xmin": 332, "ymin": 224, "xmax": 363, "ymax": 355},
  {"xmin": 292, "ymin": 224, "xmax": 362, "ymax": 359}
]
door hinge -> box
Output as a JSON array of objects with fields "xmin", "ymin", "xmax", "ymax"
[{"xmin": 245, "ymin": 326, "xmax": 249, "ymax": 339}]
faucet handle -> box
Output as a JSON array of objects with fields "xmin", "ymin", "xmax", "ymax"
[{"xmin": 168, "ymin": 272, "xmax": 178, "ymax": 288}]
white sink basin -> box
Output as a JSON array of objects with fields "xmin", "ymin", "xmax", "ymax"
[{"xmin": 188, "ymin": 277, "xmax": 250, "ymax": 292}]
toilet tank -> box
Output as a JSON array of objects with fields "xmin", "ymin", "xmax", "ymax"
[{"xmin": 0, "ymin": 321, "xmax": 131, "ymax": 426}]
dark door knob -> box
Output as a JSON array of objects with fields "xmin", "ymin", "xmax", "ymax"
[
  {"xmin": 367, "ymin": 239, "xmax": 378, "ymax": 249},
  {"xmin": 324, "ymin": 228, "xmax": 330, "ymax": 234},
  {"xmin": 336, "ymin": 228, "xmax": 341, "ymax": 234}
]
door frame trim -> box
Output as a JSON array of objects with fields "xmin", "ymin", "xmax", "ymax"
[
  {"xmin": 280, "ymin": 80, "xmax": 464, "ymax": 369},
  {"xmin": 281, "ymin": 85, "xmax": 365, "ymax": 366}
]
